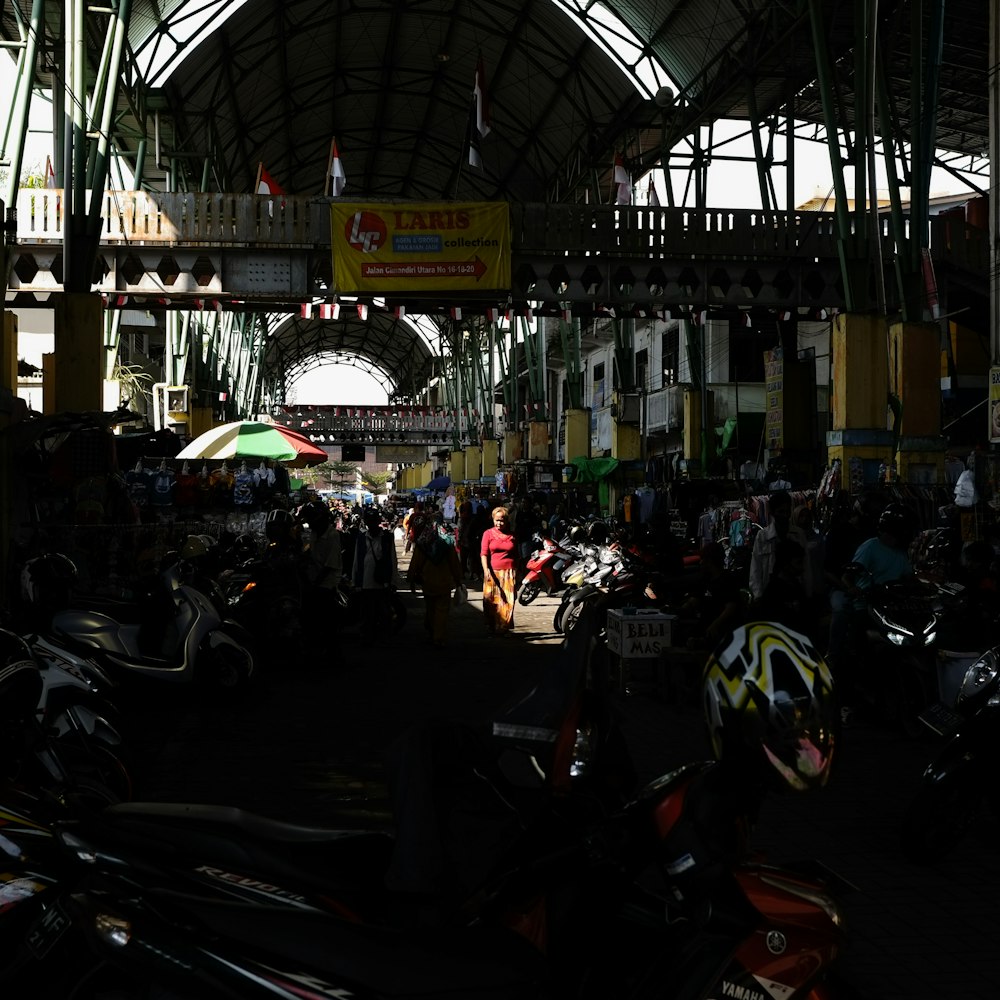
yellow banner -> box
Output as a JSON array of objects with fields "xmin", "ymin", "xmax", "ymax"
[{"xmin": 330, "ymin": 202, "xmax": 511, "ymax": 294}]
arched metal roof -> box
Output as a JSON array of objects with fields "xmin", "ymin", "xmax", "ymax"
[
  {"xmin": 263, "ymin": 307, "xmax": 439, "ymax": 401},
  {"xmin": 2, "ymin": 0, "xmax": 989, "ymax": 398},
  {"xmin": 6, "ymin": 0, "xmax": 986, "ymax": 201}
]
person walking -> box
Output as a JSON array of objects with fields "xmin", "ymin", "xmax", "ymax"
[
  {"xmin": 297, "ymin": 500, "xmax": 344, "ymax": 650},
  {"xmin": 480, "ymin": 505, "xmax": 517, "ymax": 637},
  {"xmin": 407, "ymin": 522, "xmax": 463, "ymax": 646},
  {"xmin": 352, "ymin": 507, "xmax": 398, "ymax": 637}
]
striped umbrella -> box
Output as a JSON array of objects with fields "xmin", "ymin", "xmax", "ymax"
[{"xmin": 176, "ymin": 421, "xmax": 328, "ymax": 467}]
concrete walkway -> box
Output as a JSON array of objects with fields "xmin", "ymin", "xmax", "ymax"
[{"xmin": 124, "ymin": 537, "xmax": 1000, "ymax": 1000}]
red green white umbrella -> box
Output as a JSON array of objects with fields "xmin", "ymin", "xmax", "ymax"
[{"xmin": 175, "ymin": 421, "xmax": 328, "ymax": 467}]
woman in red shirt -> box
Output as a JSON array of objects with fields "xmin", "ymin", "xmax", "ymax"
[{"xmin": 480, "ymin": 505, "xmax": 517, "ymax": 636}]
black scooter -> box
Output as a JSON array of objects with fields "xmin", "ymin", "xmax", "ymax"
[{"xmin": 901, "ymin": 644, "xmax": 1000, "ymax": 862}]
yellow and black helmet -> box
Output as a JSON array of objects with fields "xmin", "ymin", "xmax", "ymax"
[{"xmin": 703, "ymin": 621, "xmax": 836, "ymax": 792}]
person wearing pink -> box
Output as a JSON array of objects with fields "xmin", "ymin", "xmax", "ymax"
[{"xmin": 480, "ymin": 506, "xmax": 516, "ymax": 636}]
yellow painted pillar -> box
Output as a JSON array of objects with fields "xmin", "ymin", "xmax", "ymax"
[
  {"xmin": 565, "ymin": 407, "xmax": 590, "ymax": 462},
  {"xmin": 482, "ymin": 438, "xmax": 499, "ymax": 478},
  {"xmin": 826, "ymin": 313, "xmax": 893, "ymax": 485},
  {"xmin": 450, "ymin": 449, "xmax": 467, "ymax": 482},
  {"xmin": 611, "ymin": 420, "xmax": 641, "ymax": 460},
  {"xmin": 683, "ymin": 390, "xmax": 702, "ymax": 463},
  {"xmin": 465, "ymin": 444, "xmax": 481, "ymax": 481},
  {"xmin": 527, "ymin": 420, "xmax": 549, "ymax": 460},
  {"xmin": 504, "ymin": 430, "xmax": 522, "ymax": 463},
  {"xmin": 888, "ymin": 320, "xmax": 945, "ymax": 484},
  {"xmin": 421, "ymin": 459, "xmax": 434, "ymax": 486},
  {"xmin": 54, "ymin": 293, "xmax": 104, "ymax": 412},
  {"xmin": 1, "ymin": 311, "xmax": 16, "ymax": 392},
  {"xmin": 42, "ymin": 353, "xmax": 56, "ymax": 414}
]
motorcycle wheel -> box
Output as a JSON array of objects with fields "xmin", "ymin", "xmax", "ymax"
[
  {"xmin": 54, "ymin": 741, "xmax": 134, "ymax": 804},
  {"xmin": 900, "ymin": 777, "xmax": 983, "ymax": 863},
  {"xmin": 886, "ymin": 657, "xmax": 933, "ymax": 739},
  {"xmin": 553, "ymin": 591, "xmax": 575, "ymax": 633},
  {"xmin": 562, "ymin": 599, "xmax": 586, "ymax": 635},
  {"xmin": 518, "ymin": 581, "xmax": 541, "ymax": 606},
  {"xmin": 199, "ymin": 628, "xmax": 256, "ymax": 692}
]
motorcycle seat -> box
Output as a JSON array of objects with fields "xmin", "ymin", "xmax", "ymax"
[
  {"xmin": 99, "ymin": 801, "xmax": 397, "ymax": 906},
  {"xmin": 106, "ymin": 800, "xmax": 379, "ymax": 844}
]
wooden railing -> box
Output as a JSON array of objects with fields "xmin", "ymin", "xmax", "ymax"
[{"xmin": 13, "ymin": 190, "xmax": 987, "ymax": 274}]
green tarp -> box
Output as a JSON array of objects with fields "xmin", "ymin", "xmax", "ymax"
[{"xmin": 568, "ymin": 456, "xmax": 619, "ymax": 513}]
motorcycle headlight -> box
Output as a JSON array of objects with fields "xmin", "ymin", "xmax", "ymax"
[
  {"xmin": 957, "ymin": 650, "xmax": 1000, "ymax": 706},
  {"xmin": 94, "ymin": 911, "xmax": 131, "ymax": 948},
  {"xmin": 886, "ymin": 632, "xmax": 907, "ymax": 646}
]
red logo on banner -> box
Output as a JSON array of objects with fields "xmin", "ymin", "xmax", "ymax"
[{"xmin": 346, "ymin": 211, "xmax": 387, "ymax": 252}]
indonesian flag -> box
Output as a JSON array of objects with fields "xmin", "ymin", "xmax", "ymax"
[
  {"xmin": 474, "ymin": 56, "xmax": 491, "ymax": 137},
  {"xmin": 301, "ymin": 302, "xmax": 313, "ymax": 319},
  {"xmin": 467, "ymin": 95, "xmax": 483, "ymax": 169},
  {"xmin": 44, "ymin": 155, "xmax": 56, "ymax": 189},
  {"xmin": 327, "ymin": 139, "xmax": 346, "ymax": 197},
  {"xmin": 468, "ymin": 56, "xmax": 491, "ymax": 169},
  {"xmin": 614, "ymin": 154, "xmax": 631, "ymax": 206},
  {"xmin": 256, "ymin": 164, "xmax": 285, "ymax": 195}
]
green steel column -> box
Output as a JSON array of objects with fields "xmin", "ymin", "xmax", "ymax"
[
  {"xmin": 0, "ymin": 0, "xmax": 44, "ymax": 214},
  {"xmin": 612, "ymin": 315, "xmax": 635, "ymax": 391},
  {"xmin": 558, "ymin": 315, "xmax": 583, "ymax": 410},
  {"xmin": 807, "ymin": 0, "xmax": 856, "ymax": 309}
]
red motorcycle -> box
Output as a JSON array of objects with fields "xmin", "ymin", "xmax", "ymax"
[{"xmin": 518, "ymin": 533, "xmax": 584, "ymax": 605}]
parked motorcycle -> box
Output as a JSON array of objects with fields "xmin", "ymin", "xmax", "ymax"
[
  {"xmin": 21, "ymin": 549, "xmax": 257, "ymax": 695},
  {"xmin": 0, "ymin": 625, "xmax": 843, "ymax": 1000},
  {"xmin": 901, "ymin": 644, "xmax": 1000, "ymax": 862},
  {"xmin": 2, "ymin": 620, "xmax": 849, "ymax": 999},
  {"xmin": 0, "ymin": 629, "xmax": 130, "ymax": 806},
  {"xmin": 517, "ymin": 532, "xmax": 585, "ymax": 605},
  {"xmin": 837, "ymin": 565, "xmax": 946, "ymax": 734}
]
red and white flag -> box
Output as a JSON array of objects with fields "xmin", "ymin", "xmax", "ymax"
[
  {"xmin": 300, "ymin": 302, "xmax": 313, "ymax": 319},
  {"xmin": 467, "ymin": 56, "xmax": 491, "ymax": 169},
  {"xmin": 647, "ymin": 174, "xmax": 660, "ymax": 207},
  {"xmin": 474, "ymin": 56, "xmax": 491, "ymax": 138},
  {"xmin": 327, "ymin": 139, "xmax": 346, "ymax": 197},
  {"xmin": 613, "ymin": 154, "xmax": 631, "ymax": 206},
  {"xmin": 44, "ymin": 155, "xmax": 56, "ymax": 189},
  {"xmin": 256, "ymin": 163, "xmax": 285, "ymax": 195}
]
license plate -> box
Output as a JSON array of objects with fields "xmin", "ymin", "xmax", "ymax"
[
  {"xmin": 918, "ymin": 702, "xmax": 963, "ymax": 737},
  {"xmin": 26, "ymin": 900, "xmax": 70, "ymax": 958}
]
